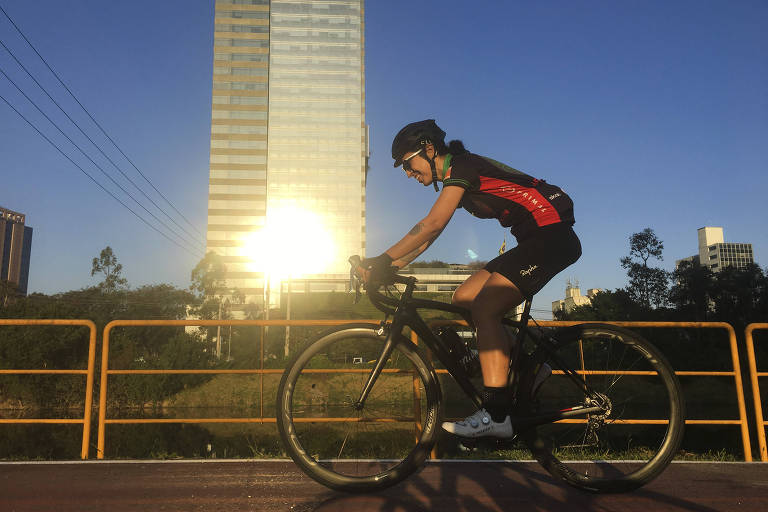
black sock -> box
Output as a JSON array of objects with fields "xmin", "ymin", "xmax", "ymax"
[{"xmin": 481, "ymin": 386, "xmax": 511, "ymax": 423}]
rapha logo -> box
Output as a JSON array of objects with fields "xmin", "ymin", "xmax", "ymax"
[
  {"xmin": 548, "ymin": 193, "xmax": 561, "ymax": 200},
  {"xmin": 520, "ymin": 264, "xmax": 538, "ymax": 277}
]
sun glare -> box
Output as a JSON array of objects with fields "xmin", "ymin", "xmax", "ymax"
[{"xmin": 241, "ymin": 205, "xmax": 336, "ymax": 281}]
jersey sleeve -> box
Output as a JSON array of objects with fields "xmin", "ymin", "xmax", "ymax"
[{"xmin": 443, "ymin": 156, "xmax": 479, "ymax": 190}]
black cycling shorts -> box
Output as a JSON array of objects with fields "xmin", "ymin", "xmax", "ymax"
[{"xmin": 484, "ymin": 225, "xmax": 582, "ymax": 298}]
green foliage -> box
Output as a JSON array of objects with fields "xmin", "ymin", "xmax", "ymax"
[
  {"xmin": 0, "ymin": 280, "xmax": 20, "ymax": 308},
  {"xmin": 556, "ymin": 289, "xmax": 646, "ymax": 322},
  {"xmin": 189, "ymin": 251, "xmax": 227, "ymax": 299},
  {"xmin": 0, "ymin": 283, "xmax": 211, "ymax": 412},
  {"xmin": 407, "ymin": 260, "xmax": 450, "ymax": 268},
  {"xmin": 620, "ymin": 228, "xmax": 669, "ymax": 309},
  {"xmin": 709, "ymin": 263, "xmax": 768, "ymax": 330},
  {"xmin": 669, "ymin": 260, "xmax": 716, "ymax": 321},
  {"xmin": 91, "ymin": 246, "xmax": 128, "ymax": 293}
]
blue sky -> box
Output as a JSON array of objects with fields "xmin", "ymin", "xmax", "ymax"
[{"xmin": 1, "ymin": 1, "xmax": 766, "ymax": 317}]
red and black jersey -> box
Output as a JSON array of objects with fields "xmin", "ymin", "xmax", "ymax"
[{"xmin": 444, "ymin": 153, "xmax": 575, "ymax": 241}]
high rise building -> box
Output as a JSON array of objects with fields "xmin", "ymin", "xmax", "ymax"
[
  {"xmin": 676, "ymin": 227, "xmax": 755, "ymax": 272},
  {"xmin": 206, "ymin": 0, "xmax": 368, "ymax": 308},
  {"xmin": 0, "ymin": 206, "xmax": 33, "ymax": 295}
]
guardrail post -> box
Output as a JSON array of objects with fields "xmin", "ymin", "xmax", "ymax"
[
  {"xmin": 745, "ymin": 323, "xmax": 768, "ymax": 461},
  {"xmin": 96, "ymin": 322, "xmax": 113, "ymax": 459}
]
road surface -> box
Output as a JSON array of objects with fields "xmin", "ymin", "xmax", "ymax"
[{"xmin": 2, "ymin": 460, "xmax": 766, "ymax": 511}]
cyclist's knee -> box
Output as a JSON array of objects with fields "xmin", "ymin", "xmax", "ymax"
[
  {"xmin": 470, "ymin": 298, "xmax": 506, "ymax": 325},
  {"xmin": 452, "ymin": 284, "xmax": 479, "ymax": 309},
  {"xmin": 471, "ymin": 287, "xmax": 523, "ymax": 324}
]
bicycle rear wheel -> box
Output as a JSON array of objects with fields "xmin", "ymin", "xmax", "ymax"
[
  {"xmin": 523, "ymin": 323, "xmax": 684, "ymax": 493},
  {"xmin": 276, "ymin": 324, "xmax": 441, "ymax": 492}
]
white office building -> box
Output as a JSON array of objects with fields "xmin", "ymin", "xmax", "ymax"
[{"xmin": 676, "ymin": 227, "xmax": 754, "ymax": 272}]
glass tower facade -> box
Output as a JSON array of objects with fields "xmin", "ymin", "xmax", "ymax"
[{"xmin": 207, "ymin": 0, "xmax": 367, "ymax": 305}]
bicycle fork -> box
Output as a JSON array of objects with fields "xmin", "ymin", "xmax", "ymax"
[{"xmin": 353, "ymin": 322, "xmax": 397, "ymax": 410}]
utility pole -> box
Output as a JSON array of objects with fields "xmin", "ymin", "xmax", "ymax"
[
  {"xmin": 216, "ymin": 298, "xmax": 222, "ymax": 359},
  {"xmin": 284, "ymin": 277, "xmax": 292, "ymax": 357}
]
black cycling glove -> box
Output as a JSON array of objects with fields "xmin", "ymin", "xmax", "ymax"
[{"xmin": 362, "ymin": 253, "xmax": 396, "ymax": 284}]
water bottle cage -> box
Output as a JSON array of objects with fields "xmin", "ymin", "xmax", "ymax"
[{"xmin": 435, "ymin": 326, "xmax": 480, "ymax": 377}]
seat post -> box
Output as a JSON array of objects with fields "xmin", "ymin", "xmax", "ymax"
[{"xmin": 519, "ymin": 297, "xmax": 533, "ymax": 324}]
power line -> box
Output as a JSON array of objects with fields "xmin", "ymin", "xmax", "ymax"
[
  {"xmin": 0, "ymin": 65, "xmax": 203, "ymax": 256},
  {"xmin": 0, "ymin": 91, "xmax": 203, "ymax": 259},
  {"xmin": 0, "ymin": 36, "xmax": 206, "ymax": 250},
  {"xmin": 0, "ymin": 3, "xmax": 204, "ymax": 240}
]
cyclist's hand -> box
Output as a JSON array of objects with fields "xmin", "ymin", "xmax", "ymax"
[{"xmin": 360, "ymin": 253, "xmax": 397, "ymax": 285}]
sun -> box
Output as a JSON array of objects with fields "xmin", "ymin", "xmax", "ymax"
[{"xmin": 241, "ymin": 205, "xmax": 336, "ymax": 281}]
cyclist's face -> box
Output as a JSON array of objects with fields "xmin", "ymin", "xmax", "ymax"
[{"xmin": 401, "ymin": 149, "xmax": 431, "ymax": 185}]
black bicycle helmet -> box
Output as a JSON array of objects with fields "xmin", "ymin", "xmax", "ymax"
[{"xmin": 391, "ymin": 119, "xmax": 446, "ymax": 167}]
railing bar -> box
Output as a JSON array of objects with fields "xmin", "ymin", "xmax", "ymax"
[
  {"xmin": 0, "ymin": 419, "xmax": 84, "ymax": 424},
  {"xmin": 0, "ymin": 370, "xmax": 88, "ymax": 374},
  {"xmin": 103, "ymin": 417, "xmax": 413, "ymax": 424},
  {"xmin": 104, "ymin": 368, "xmax": 415, "ymax": 375}
]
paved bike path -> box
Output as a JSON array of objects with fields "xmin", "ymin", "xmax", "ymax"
[{"xmin": 1, "ymin": 460, "xmax": 766, "ymax": 511}]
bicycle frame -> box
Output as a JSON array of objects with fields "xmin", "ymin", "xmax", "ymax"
[{"xmin": 354, "ymin": 275, "xmax": 605, "ymax": 430}]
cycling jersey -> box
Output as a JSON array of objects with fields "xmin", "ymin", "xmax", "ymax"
[{"xmin": 443, "ymin": 153, "xmax": 575, "ymax": 241}]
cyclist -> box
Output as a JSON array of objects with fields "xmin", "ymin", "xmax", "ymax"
[{"xmin": 359, "ymin": 119, "xmax": 581, "ymax": 439}]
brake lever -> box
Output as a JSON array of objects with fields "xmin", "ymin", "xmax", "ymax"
[{"xmin": 348, "ymin": 255, "xmax": 363, "ymax": 304}]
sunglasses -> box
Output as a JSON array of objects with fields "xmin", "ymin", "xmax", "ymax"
[{"xmin": 402, "ymin": 149, "xmax": 423, "ymax": 174}]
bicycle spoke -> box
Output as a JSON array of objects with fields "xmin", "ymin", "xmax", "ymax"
[
  {"xmin": 528, "ymin": 325, "xmax": 683, "ymax": 491},
  {"xmin": 278, "ymin": 327, "xmax": 437, "ymax": 485}
]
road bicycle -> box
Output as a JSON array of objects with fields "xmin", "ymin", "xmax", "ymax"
[{"xmin": 276, "ymin": 256, "xmax": 684, "ymax": 493}]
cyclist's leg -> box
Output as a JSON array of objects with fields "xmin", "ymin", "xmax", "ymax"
[
  {"xmin": 452, "ymin": 269, "xmax": 522, "ymax": 382},
  {"xmin": 451, "ymin": 269, "xmax": 491, "ymax": 309},
  {"xmin": 442, "ymin": 273, "xmax": 522, "ymax": 438},
  {"xmin": 471, "ymin": 273, "xmax": 524, "ymax": 388}
]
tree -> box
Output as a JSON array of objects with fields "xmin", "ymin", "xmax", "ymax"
[
  {"xmin": 556, "ymin": 289, "xmax": 644, "ymax": 321},
  {"xmin": 190, "ymin": 251, "xmax": 228, "ymax": 299},
  {"xmin": 620, "ymin": 228, "xmax": 669, "ymax": 309},
  {"xmin": 709, "ymin": 263, "xmax": 768, "ymax": 329},
  {"xmin": 407, "ymin": 260, "xmax": 450, "ymax": 268},
  {"xmin": 669, "ymin": 260, "xmax": 716, "ymax": 321},
  {"xmin": 91, "ymin": 246, "xmax": 128, "ymax": 293},
  {"xmin": 0, "ymin": 279, "xmax": 20, "ymax": 308}
]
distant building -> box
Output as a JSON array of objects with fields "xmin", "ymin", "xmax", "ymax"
[
  {"xmin": 675, "ymin": 227, "xmax": 754, "ymax": 273},
  {"xmin": 0, "ymin": 206, "xmax": 33, "ymax": 295},
  {"xmin": 552, "ymin": 280, "xmax": 602, "ymax": 318},
  {"xmin": 400, "ymin": 264, "xmax": 475, "ymax": 294}
]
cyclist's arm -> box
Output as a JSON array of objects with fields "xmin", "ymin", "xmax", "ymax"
[{"xmin": 385, "ymin": 185, "xmax": 465, "ymax": 267}]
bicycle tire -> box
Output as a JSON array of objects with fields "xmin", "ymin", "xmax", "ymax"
[
  {"xmin": 276, "ymin": 324, "xmax": 441, "ymax": 492},
  {"xmin": 522, "ymin": 323, "xmax": 685, "ymax": 493}
]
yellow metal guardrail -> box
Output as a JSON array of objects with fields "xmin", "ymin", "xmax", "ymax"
[
  {"xmin": 422, "ymin": 320, "xmax": 753, "ymax": 461},
  {"xmin": 5, "ymin": 318, "xmax": 749, "ymax": 460},
  {"xmin": 745, "ymin": 323, "xmax": 768, "ymax": 461},
  {"xmin": 96, "ymin": 319, "xmax": 381, "ymax": 459},
  {"xmin": 0, "ymin": 319, "xmax": 97, "ymax": 459}
]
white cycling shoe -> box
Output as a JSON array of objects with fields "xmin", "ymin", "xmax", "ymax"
[{"xmin": 441, "ymin": 409, "xmax": 514, "ymax": 439}]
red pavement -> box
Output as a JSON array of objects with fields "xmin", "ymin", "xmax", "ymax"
[{"xmin": 1, "ymin": 460, "xmax": 766, "ymax": 511}]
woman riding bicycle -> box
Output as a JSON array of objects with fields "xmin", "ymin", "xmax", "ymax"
[{"xmin": 360, "ymin": 119, "xmax": 581, "ymax": 439}]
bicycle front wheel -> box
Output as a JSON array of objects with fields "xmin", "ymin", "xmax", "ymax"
[
  {"xmin": 525, "ymin": 323, "xmax": 684, "ymax": 493},
  {"xmin": 276, "ymin": 324, "xmax": 441, "ymax": 492}
]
